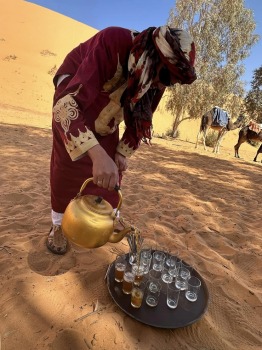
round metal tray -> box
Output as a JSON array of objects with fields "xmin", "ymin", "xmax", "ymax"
[{"xmin": 107, "ymin": 253, "xmax": 209, "ymax": 329}]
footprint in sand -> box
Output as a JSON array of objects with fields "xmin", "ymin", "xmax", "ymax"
[{"xmin": 27, "ymin": 235, "xmax": 76, "ymax": 276}]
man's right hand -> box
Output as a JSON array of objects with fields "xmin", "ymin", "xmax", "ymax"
[{"xmin": 87, "ymin": 144, "xmax": 119, "ymax": 191}]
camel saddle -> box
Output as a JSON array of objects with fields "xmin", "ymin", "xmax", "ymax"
[
  {"xmin": 212, "ymin": 107, "xmax": 229, "ymax": 127},
  {"xmin": 248, "ymin": 121, "xmax": 262, "ymax": 134}
]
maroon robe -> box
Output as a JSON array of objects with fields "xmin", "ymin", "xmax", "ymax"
[{"xmin": 50, "ymin": 27, "xmax": 164, "ymax": 213}]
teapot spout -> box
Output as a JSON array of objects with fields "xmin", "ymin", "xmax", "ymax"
[{"xmin": 108, "ymin": 227, "xmax": 133, "ymax": 244}]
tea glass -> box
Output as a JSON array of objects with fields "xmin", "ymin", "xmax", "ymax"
[
  {"xmin": 131, "ymin": 281, "xmax": 146, "ymax": 308},
  {"xmin": 146, "ymin": 286, "xmax": 161, "ymax": 307},
  {"xmin": 175, "ymin": 267, "xmax": 191, "ymax": 290},
  {"xmin": 129, "ymin": 251, "xmax": 139, "ymax": 265},
  {"xmin": 168, "ymin": 258, "xmax": 181, "ymax": 278},
  {"xmin": 152, "ymin": 251, "xmax": 166, "ymax": 271},
  {"xmin": 167, "ymin": 282, "xmax": 180, "ymax": 309},
  {"xmin": 132, "ymin": 264, "xmax": 145, "ymax": 286},
  {"xmin": 139, "ymin": 255, "xmax": 152, "ymax": 275},
  {"xmin": 185, "ymin": 276, "xmax": 201, "ymax": 302},
  {"xmin": 129, "ymin": 237, "xmax": 144, "ymax": 265},
  {"xmin": 165, "ymin": 251, "xmax": 179, "ymax": 268},
  {"xmin": 122, "ymin": 269, "xmax": 135, "ymax": 295},
  {"xmin": 161, "ymin": 268, "xmax": 173, "ymax": 284},
  {"xmin": 114, "ymin": 254, "xmax": 127, "ymax": 282},
  {"xmin": 147, "ymin": 269, "xmax": 161, "ymax": 292},
  {"xmin": 140, "ymin": 244, "xmax": 152, "ymax": 260}
]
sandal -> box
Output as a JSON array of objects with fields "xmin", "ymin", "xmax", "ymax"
[{"xmin": 46, "ymin": 225, "xmax": 68, "ymax": 255}]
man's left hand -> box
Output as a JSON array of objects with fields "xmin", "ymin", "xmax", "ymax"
[{"xmin": 115, "ymin": 152, "xmax": 128, "ymax": 172}]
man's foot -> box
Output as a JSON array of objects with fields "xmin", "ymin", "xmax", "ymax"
[{"xmin": 46, "ymin": 225, "xmax": 68, "ymax": 255}]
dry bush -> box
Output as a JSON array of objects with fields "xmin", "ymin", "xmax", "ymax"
[
  {"xmin": 205, "ymin": 131, "xmax": 217, "ymax": 147},
  {"xmin": 3, "ymin": 55, "xmax": 17, "ymax": 61},
  {"xmin": 40, "ymin": 49, "xmax": 56, "ymax": 56},
  {"xmin": 48, "ymin": 65, "xmax": 57, "ymax": 76}
]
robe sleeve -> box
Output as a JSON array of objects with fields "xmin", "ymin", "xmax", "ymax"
[{"xmin": 52, "ymin": 27, "xmax": 132, "ymax": 161}]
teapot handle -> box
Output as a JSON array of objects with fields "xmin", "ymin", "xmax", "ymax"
[{"xmin": 77, "ymin": 177, "xmax": 123, "ymax": 214}]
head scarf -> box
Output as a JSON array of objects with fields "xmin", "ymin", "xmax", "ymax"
[
  {"xmin": 123, "ymin": 25, "xmax": 197, "ymax": 141},
  {"xmin": 153, "ymin": 26, "xmax": 196, "ymax": 85}
]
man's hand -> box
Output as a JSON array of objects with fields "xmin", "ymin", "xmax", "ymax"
[
  {"xmin": 115, "ymin": 152, "xmax": 128, "ymax": 172},
  {"xmin": 88, "ymin": 145, "xmax": 119, "ymax": 191}
]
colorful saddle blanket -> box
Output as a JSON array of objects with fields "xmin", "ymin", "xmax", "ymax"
[{"xmin": 248, "ymin": 121, "xmax": 262, "ymax": 134}]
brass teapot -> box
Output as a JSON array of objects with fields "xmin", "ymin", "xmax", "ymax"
[{"xmin": 61, "ymin": 178, "xmax": 133, "ymax": 248}]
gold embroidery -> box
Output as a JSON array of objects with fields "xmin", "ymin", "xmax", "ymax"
[
  {"xmin": 65, "ymin": 127, "xmax": 98, "ymax": 161},
  {"xmin": 53, "ymin": 85, "xmax": 83, "ymax": 132},
  {"xmin": 103, "ymin": 55, "xmax": 126, "ymax": 93},
  {"xmin": 116, "ymin": 140, "xmax": 135, "ymax": 158},
  {"xmin": 95, "ymin": 82, "xmax": 127, "ymax": 136}
]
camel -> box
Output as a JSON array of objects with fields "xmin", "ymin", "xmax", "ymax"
[
  {"xmin": 234, "ymin": 124, "xmax": 262, "ymax": 162},
  {"xmin": 195, "ymin": 107, "xmax": 246, "ymax": 153}
]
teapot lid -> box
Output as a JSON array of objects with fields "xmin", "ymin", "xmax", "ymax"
[{"xmin": 81, "ymin": 195, "xmax": 113, "ymax": 215}]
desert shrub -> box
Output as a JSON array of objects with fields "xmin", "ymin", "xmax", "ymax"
[
  {"xmin": 48, "ymin": 65, "xmax": 57, "ymax": 76},
  {"xmin": 205, "ymin": 131, "xmax": 217, "ymax": 147},
  {"xmin": 41, "ymin": 50, "xmax": 56, "ymax": 56},
  {"xmin": 3, "ymin": 55, "xmax": 17, "ymax": 61},
  {"xmin": 165, "ymin": 128, "xmax": 180, "ymax": 138}
]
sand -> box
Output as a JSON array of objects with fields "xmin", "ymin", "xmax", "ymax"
[{"xmin": 0, "ymin": 1, "xmax": 261, "ymax": 349}]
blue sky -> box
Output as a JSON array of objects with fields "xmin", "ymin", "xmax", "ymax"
[{"xmin": 26, "ymin": 0, "xmax": 261, "ymax": 92}]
